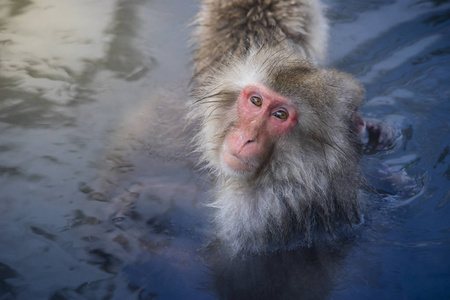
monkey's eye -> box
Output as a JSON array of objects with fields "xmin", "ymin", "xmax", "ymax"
[
  {"xmin": 250, "ymin": 96, "xmax": 262, "ymax": 107},
  {"xmin": 273, "ymin": 110, "xmax": 288, "ymax": 120}
]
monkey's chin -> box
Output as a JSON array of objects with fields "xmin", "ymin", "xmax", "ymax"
[{"xmin": 221, "ymin": 150, "xmax": 256, "ymax": 176}]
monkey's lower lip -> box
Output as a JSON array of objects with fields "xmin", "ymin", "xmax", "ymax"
[{"xmin": 222, "ymin": 150, "xmax": 256, "ymax": 172}]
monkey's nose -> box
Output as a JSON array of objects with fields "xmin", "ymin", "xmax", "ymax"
[{"xmin": 237, "ymin": 139, "xmax": 255, "ymax": 154}]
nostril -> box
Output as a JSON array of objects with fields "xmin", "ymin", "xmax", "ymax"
[{"xmin": 237, "ymin": 139, "xmax": 256, "ymax": 154}]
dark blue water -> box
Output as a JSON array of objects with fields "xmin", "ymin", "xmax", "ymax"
[{"xmin": 0, "ymin": 0, "xmax": 448, "ymax": 299}]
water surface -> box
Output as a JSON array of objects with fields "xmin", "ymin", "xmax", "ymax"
[{"xmin": 0, "ymin": 0, "xmax": 449, "ymax": 299}]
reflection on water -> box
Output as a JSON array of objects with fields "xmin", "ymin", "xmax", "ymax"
[{"xmin": 0, "ymin": 0, "xmax": 449, "ymax": 299}]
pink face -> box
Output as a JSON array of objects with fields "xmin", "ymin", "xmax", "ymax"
[{"xmin": 221, "ymin": 83, "xmax": 299, "ymax": 174}]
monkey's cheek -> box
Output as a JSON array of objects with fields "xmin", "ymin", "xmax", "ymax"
[{"xmin": 221, "ymin": 150, "xmax": 255, "ymax": 175}]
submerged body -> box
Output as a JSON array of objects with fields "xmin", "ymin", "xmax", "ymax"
[{"xmin": 191, "ymin": 0, "xmax": 371, "ymax": 255}]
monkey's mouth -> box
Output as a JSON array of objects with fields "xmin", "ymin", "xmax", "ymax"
[{"xmin": 221, "ymin": 150, "xmax": 257, "ymax": 173}]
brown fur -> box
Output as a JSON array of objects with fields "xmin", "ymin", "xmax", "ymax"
[
  {"xmin": 190, "ymin": 0, "xmax": 365, "ymax": 256},
  {"xmin": 192, "ymin": 0, "xmax": 328, "ymax": 83}
]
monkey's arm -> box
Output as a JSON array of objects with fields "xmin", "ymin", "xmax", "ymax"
[
  {"xmin": 364, "ymin": 119, "xmax": 397, "ymax": 152},
  {"xmin": 352, "ymin": 112, "xmax": 397, "ymax": 153},
  {"xmin": 355, "ymin": 116, "xmax": 420, "ymax": 197}
]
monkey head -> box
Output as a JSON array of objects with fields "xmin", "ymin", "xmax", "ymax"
[{"xmin": 192, "ymin": 47, "xmax": 364, "ymax": 181}]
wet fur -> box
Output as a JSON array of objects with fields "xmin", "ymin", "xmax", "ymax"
[{"xmin": 190, "ymin": 0, "xmax": 365, "ymax": 256}]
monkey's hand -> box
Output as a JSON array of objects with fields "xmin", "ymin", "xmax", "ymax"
[{"xmin": 362, "ymin": 119, "xmax": 398, "ymax": 153}]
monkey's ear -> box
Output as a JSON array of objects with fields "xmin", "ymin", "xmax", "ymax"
[{"xmin": 326, "ymin": 69, "xmax": 365, "ymax": 111}]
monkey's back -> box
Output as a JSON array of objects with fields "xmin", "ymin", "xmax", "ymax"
[{"xmin": 192, "ymin": 0, "xmax": 328, "ymax": 80}]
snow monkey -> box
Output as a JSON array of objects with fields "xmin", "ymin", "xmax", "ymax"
[{"xmin": 190, "ymin": 0, "xmax": 393, "ymax": 256}]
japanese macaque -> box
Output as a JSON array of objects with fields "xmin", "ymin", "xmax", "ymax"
[{"xmin": 190, "ymin": 0, "xmax": 391, "ymax": 256}]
